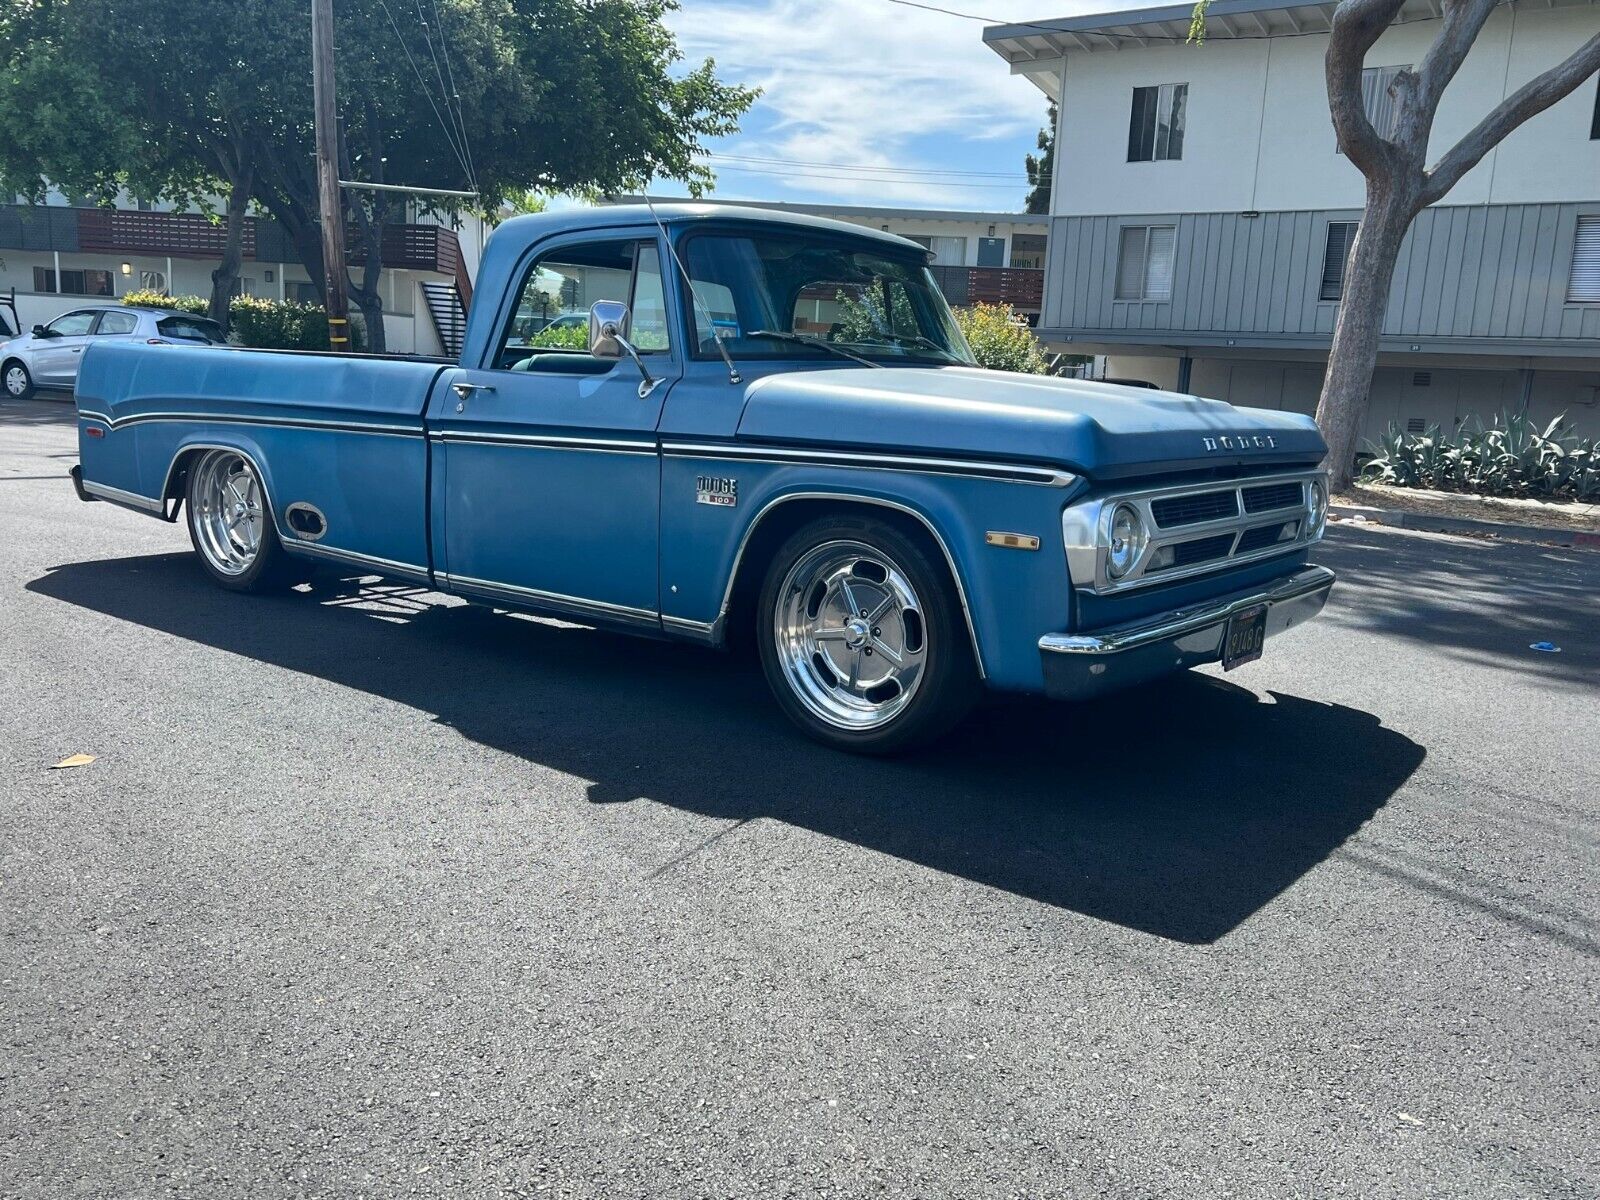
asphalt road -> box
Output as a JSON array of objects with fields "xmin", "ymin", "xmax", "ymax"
[{"xmin": 2, "ymin": 395, "xmax": 1596, "ymax": 1199}]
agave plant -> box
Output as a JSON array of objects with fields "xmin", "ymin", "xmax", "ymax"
[{"xmin": 1361, "ymin": 410, "xmax": 1597, "ymax": 500}]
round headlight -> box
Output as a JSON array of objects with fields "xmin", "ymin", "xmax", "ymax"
[
  {"xmin": 1308, "ymin": 479, "xmax": 1328, "ymax": 536},
  {"xmin": 1106, "ymin": 503, "xmax": 1147, "ymax": 579}
]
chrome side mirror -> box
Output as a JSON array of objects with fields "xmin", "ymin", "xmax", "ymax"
[
  {"xmin": 588, "ymin": 300, "xmax": 661, "ymax": 398},
  {"xmin": 587, "ymin": 299, "xmax": 629, "ymax": 359}
]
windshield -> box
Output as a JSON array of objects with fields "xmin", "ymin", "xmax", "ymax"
[{"xmin": 681, "ymin": 233, "xmax": 975, "ymax": 366}]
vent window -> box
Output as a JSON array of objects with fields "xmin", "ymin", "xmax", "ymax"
[{"xmin": 1406, "ymin": 418, "xmax": 1426, "ymax": 434}]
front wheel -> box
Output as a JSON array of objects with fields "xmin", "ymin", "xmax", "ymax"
[
  {"xmin": 757, "ymin": 515, "xmax": 978, "ymax": 754},
  {"xmin": 185, "ymin": 448, "xmax": 297, "ymax": 592}
]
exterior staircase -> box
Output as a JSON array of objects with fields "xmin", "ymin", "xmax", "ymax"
[{"xmin": 420, "ymin": 280, "xmax": 468, "ymax": 358}]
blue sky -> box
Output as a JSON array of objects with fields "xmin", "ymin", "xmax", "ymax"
[{"xmin": 659, "ymin": 0, "xmax": 1071, "ymax": 211}]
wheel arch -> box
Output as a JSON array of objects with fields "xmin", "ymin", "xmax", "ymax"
[
  {"xmin": 719, "ymin": 492, "xmax": 986, "ymax": 680},
  {"xmin": 161, "ymin": 441, "xmax": 284, "ymax": 538}
]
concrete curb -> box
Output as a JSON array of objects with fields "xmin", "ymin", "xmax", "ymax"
[{"xmin": 1330, "ymin": 502, "xmax": 1600, "ymax": 550}]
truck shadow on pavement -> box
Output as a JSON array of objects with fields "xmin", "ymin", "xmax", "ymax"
[{"xmin": 29, "ymin": 553, "xmax": 1426, "ymax": 944}]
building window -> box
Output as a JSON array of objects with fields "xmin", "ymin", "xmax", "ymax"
[
  {"xmin": 1115, "ymin": 225, "xmax": 1175, "ymax": 301},
  {"xmin": 1569, "ymin": 215, "xmax": 1600, "ymax": 303},
  {"xmin": 139, "ymin": 270, "xmax": 167, "ymax": 292},
  {"xmin": 1128, "ymin": 83, "xmax": 1187, "ymax": 162},
  {"xmin": 287, "ymin": 281, "xmax": 322, "ymax": 305},
  {"xmin": 1356, "ymin": 65, "xmax": 1409, "ymax": 145},
  {"xmin": 31, "ymin": 267, "xmax": 114, "ymax": 296},
  {"xmin": 1320, "ymin": 221, "xmax": 1358, "ymax": 301}
]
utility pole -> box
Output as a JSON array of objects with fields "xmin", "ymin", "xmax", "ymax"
[{"xmin": 310, "ymin": 0, "xmax": 350, "ymax": 348}]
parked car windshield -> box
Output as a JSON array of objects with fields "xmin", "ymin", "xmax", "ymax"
[
  {"xmin": 682, "ymin": 233, "xmax": 975, "ymax": 366},
  {"xmin": 157, "ymin": 315, "xmax": 227, "ymax": 344}
]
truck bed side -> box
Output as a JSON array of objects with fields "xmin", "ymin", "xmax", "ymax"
[{"xmin": 75, "ymin": 341, "xmax": 450, "ymax": 580}]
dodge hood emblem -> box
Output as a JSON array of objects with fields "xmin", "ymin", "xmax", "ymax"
[{"xmin": 1203, "ymin": 434, "xmax": 1276, "ymax": 452}]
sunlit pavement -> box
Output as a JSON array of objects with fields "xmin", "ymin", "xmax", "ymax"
[{"xmin": 3, "ymin": 396, "xmax": 1596, "ymax": 1198}]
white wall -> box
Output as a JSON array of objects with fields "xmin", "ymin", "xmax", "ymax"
[{"xmin": 1053, "ymin": 3, "xmax": 1600, "ymax": 217}]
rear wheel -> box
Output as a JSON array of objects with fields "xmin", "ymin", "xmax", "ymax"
[
  {"xmin": 185, "ymin": 449, "xmax": 296, "ymax": 592},
  {"xmin": 3, "ymin": 360, "xmax": 32, "ymax": 400},
  {"xmin": 757, "ymin": 515, "xmax": 978, "ymax": 754}
]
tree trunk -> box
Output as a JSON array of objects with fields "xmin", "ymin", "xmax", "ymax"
[
  {"xmin": 347, "ymin": 199, "xmax": 388, "ymax": 354},
  {"xmin": 208, "ymin": 171, "xmax": 252, "ymax": 328},
  {"xmin": 1313, "ymin": 183, "xmax": 1415, "ymax": 490}
]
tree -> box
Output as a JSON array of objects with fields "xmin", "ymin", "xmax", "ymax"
[
  {"xmin": 1192, "ymin": 0, "xmax": 1600, "ymax": 489},
  {"xmin": 1, "ymin": 0, "xmax": 755, "ymax": 351},
  {"xmin": 1024, "ymin": 103, "xmax": 1056, "ymax": 215},
  {"xmin": 952, "ymin": 304, "xmax": 1052, "ymax": 374}
]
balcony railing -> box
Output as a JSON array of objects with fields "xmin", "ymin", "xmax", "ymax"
[{"xmin": 930, "ymin": 264, "xmax": 1044, "ymax": 312}]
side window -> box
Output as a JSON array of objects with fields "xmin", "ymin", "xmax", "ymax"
[
  {"xmin": 496, "ymin": 239, "xmax": 669, "ymax": 370},
  {"xmin": 95, "ymin": 311, "xmax": 140, "ymax": 335},
  {"xmin": 1128, "ymin": 83, "xmax": 1186, "ymax": 162},
  {"xmin": 46, "ymin": 311, "xmax": 97, "ymax": 336}
]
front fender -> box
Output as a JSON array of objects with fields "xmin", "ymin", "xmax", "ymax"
[{"xmin": 658, "ymin": 452, "xmax": 1076, "ymax": 691}]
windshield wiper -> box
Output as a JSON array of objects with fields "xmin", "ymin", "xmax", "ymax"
[
  {"xmin": 875, "ymin": 332, "xmax": 963, "ymax": 363},
  {"xmin": 746, "ymin": 330, "xmax": 883, "ymax": 369}
]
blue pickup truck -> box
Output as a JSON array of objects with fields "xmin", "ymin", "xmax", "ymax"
[{"xmin": 72, "ymin": 204, "xmax": 1334, "ymax": 752}]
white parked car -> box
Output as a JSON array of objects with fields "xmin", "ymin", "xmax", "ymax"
[{"xmin": 1, "ymin": 305, "xmax": 226, "ymax": 400}]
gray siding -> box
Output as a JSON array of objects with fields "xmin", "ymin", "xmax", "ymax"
[{"xmin": 1044, "ymin": 203, "xmax": 1600, "ymax": 348}]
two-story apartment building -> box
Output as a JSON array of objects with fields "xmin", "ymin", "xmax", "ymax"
[
  {"xmin": 985, "ymin": 0, "xmax": 1600, "ymax": 441},
  {"xmin": 0, "ymin": 189, "xmax": 482, "ymax": 355},
  {"xmin": 614, "ymin": 197, "xmax": 1050, "ymax": 321}
]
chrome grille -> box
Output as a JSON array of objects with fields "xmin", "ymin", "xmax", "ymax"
[
  {"xmin": 1151, "ymin": 490, "xmax": 1239, "ymax": 528},
  {"xmin": 1243, "ymin": 482, "xmax": 1304, "ymax": 513},
  {"xmin": 1061, "ymin": 469, "xmax": 1327, "ymax": 595}
]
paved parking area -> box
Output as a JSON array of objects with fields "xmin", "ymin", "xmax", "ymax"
[{"xmin": 2, "ymin": 396, "xmax": 1596, "ymax": 1197}]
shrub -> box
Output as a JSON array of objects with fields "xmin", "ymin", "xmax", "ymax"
[
  {"xmin": 529, "ymin": 322, "xmax": 589, "ymax": 349},
  {"xmin": 120, "ymin": 289, "xmax": 207, "ymax": 315},
  {"xmin": 117, "ymin": 291, "xmax": 362, "ymax": 351},
  {"xmin": 1361, "ymin": 410, "xmax": 1599, "ymax": 500},
  {"xmin": 951, "ymin": 303, "xmax": 1051, "ymax": 374}
]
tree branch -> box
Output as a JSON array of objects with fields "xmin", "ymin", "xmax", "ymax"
[
  {"xmin": 1421, "ymin": 32, "xmax": 1600, "ymax": 205},
  {"xmin": 1415, "ymin": 0, "xmax": 1498, "ymax": 112},
  {"xmin": 1326, "ymin": 0, "xmax": 1409, "ymax": 175}
]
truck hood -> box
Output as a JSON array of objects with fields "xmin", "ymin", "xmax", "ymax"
[{"xmin": 735, "ymin": 366, "xmax": 1326, "ymax": 481}]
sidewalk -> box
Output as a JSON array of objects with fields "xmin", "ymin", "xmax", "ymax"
[{"xmin": 1330, "ymin": 500, "xmax": 1600, "ymax": 549}]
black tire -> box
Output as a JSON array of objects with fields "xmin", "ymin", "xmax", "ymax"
[
  {"xmin": 3, "ymin": 359, "xmax": 33, "ymax": 401},
  {"xmin": 756, "ymin": 513, "xmax": 979, "ymax": 754},
  {"xmin": 184, "ymin": 449, "xmax": 300, "ymax": 593}
]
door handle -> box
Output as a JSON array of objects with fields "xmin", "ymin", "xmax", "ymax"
[
  {"xmin": 71, "ymin": 347, "xmax": 83, "ymax": 353},
  {"xmin": 450, "ymin": 382, "xmax": 495, "ymax": 402}
]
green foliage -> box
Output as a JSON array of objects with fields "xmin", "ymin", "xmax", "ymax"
[
  {"xmin": 120, "ymin": 289, "xmax": 207, "ymax": 314},
  {"xmin": 1188, "ymin": 0, "xmax": 1211, "ymax": 44},
  {"xmin": 952, "ymin": 304, "xmax": 1051, "ymax": 375},
  {"xmin": 529, "ymin": 322, "xmax": 589, "ymax": 349},
  {"xmin": 120, "ymin": 291, "xmax": 362, "ymax": 351},
  {"xmin": 1024, "ymin": 102, "xmax": 1055, "ymax": 215},
  {"xmin": 1361, "ymin": 410, "xmax": 1600, "ymax": 500}
]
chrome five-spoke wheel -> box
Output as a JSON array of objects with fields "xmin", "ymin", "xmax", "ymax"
[
  {"xmin": 190, "ymin": 450, "xmax": 265, "ymax": 576},
  {"xmin": 773, "ymin": 539, "xmax": 929, "ymax": 732}
]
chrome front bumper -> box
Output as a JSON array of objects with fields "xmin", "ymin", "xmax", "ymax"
[{"xmin": 1038, "ymin": 565, "xmax": 1335, "ymax": 700}]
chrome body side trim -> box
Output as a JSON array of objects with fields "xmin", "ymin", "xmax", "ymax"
[
  {"xmin": 282, "ymin": 540, "xmax": 433, "ymax": 583},
  {"xmin": 80, "ymin": 479, "xmax": 165, "ymax": 514},
  {"xmin": 427, "ymin": 430, "xmax": 655, "ymax": 455},
  {"xmin": 660, "ymin": 614, "xmax": 720, "ymax": 643},
  {"xmin": 79, "ymin": 409, "xmax": 423, "ymax": 438},
  {"xmin": 1062, "ymin": 469, "xmax": 1327, "ymax": 595},
  {"xmin": 438, "ymin": 571, "xmax": 659, "ymax": 628},
  {"xmin": 663, "ymin": 441, "xmax": 1077, "ymax": 488},
  {"xmin": 706, "ymin": 491, "xmax": 988, "ymax": 681}
]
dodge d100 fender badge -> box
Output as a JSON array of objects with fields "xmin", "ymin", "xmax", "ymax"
[{"xmin": 696, "ymin": 475, "xmax": 738, "ymax": 507}]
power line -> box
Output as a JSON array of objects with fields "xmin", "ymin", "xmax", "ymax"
[
  {"xmin": 698, "ymin": 162, "xmax": 1032, "ymax": 189},
  {"xmin": 704, "ymin": 152, "xmax": 1029, "ymax": 179}
]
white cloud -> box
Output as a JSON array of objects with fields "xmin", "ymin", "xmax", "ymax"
[{"xmin": 666, "ymin": 0, "xmax": 1061, "ymax": 207}]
